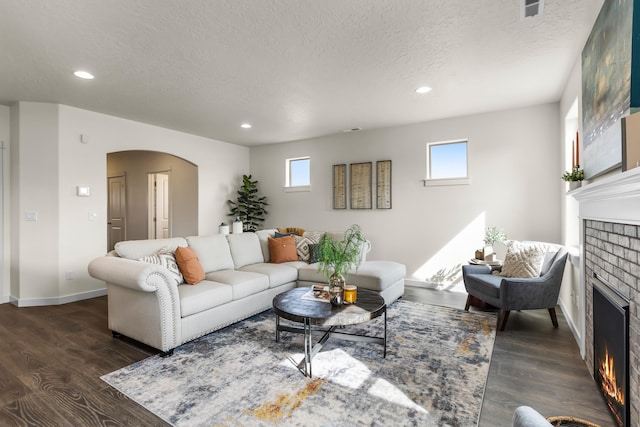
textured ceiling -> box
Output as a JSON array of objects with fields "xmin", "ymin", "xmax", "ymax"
[{"xmin": 0, "ymin": 0, "xmax": 603, "ymax": 146}]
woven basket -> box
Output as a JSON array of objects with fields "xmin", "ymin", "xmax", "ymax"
[{"xmin": 546, "ymin": 416, "xmax": 601, "ymax": 427}]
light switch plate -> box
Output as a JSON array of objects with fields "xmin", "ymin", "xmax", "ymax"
[{"xmin": 77, "ymin": 186, "xmax": 90, "ymax": 196}]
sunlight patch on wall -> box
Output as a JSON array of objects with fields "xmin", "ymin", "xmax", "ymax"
[{"xmin": 412, "ymin": 213, "xmax": 486, "ymax": 291}]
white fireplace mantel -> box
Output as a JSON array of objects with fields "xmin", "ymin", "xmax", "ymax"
[{"xmin": 571, "ymin": 167, "xmax": 640, "ymax": 225}]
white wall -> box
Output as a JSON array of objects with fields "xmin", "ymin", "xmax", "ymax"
[
  {"xmin": 250, "ymin": 103, "xmax": 562, "ymax": 288},
  {"xmin": 9, "ymin": 102, "xmax": 249, "ymax": 305},
  {"xmin": 0, "ymin": 105, "xmax": 9, "ymax": 302},
  {"xmin": 558, "ymin": 55, "xmax": 584, "ymax": 350},
  {"xmin": 11, "ymin": 103, "xmax": 60, "ymax": 302}
]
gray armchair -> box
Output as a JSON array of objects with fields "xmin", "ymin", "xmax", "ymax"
[{"xmin": 462, "ymin": 246, "xmax": 568, "ymax": 331}]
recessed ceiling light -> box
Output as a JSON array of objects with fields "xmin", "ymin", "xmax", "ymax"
[
  {"xmin": 74, "ymin": 70, "xmax": 94, "ymax": 80},
  {"xmin": 241, "ymin": 123, "xmax": 252, "ymax": 129},
  {"xmin": 416, "ymin": 86, "xmax": 432, "ymax": 94}
]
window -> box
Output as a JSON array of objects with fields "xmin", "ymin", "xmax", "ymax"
[
  {"xmin": 285, "ymin": 156, "xmax": 310, "ymax": 192},
  {"xmin": 425, "ymin": 140, "xmax": 469, "ymax": 186}
]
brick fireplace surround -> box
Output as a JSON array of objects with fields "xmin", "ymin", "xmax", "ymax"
[{"xmin": 573, "ymin": 167, "xmax": 640, "ymax": 425}]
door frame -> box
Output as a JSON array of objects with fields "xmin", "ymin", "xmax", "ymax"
[{"xmin": 147, "ymin": 170, "xmax": 171, "ymax": 239}]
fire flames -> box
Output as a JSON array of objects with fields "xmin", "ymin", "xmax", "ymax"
[{"xmin": 598, "ymin": 346, "xmax": 625, "ymax": 426}]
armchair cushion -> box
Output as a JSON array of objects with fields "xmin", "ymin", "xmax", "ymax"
[
  {"xmin": 463, "ymin": 270, "xmax": 503, "ymax": 300},
  {"xmin": 497, "ymin": 240, "xmax": 548, "ymax": 278}
]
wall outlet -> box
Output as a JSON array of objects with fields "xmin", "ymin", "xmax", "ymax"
[
  {"xmin": 88, "ymin": 211, "xmax": 97, "ymax": 221},
  {"xmin": 65, "ymin": 271, "xmax": 73, "ymax": 280},
  {"xmin": 25, "ymin": 211, "xmax": 38, "ymax": 221}
]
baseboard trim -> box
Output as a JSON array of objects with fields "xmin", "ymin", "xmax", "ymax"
[
  {"xmin": 404, "ymin": 279, "xmax": 439, "ymax": 290},
  {"xmin": 0, "ymin": 295, "xmax": 9, "ymax": 304},
  {"xmin": 558, "ymin": 298, "xmax": 584, "ymax": 358},
  {"xmin": 10, "ymin": 288, "xmax": 107, "ymax": 307}
]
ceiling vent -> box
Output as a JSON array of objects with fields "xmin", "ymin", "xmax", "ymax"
[{"xmin": 521, "ymin": 0, "xmax": 544, "ymax": 19}]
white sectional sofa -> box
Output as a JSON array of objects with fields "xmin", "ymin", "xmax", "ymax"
[{"xmin": 88, "ymin": 229, "xmax": 405, "ymax": 355}]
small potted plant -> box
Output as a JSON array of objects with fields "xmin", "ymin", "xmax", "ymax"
[
  {"xmin": 562, "ymin": 165, "xmax": 585, "ymax": 190},
  {"xmin": 483, "ymin": 227, "xmax": 506, "ymax": 261},
  {"xmin": 316, "ymin": 224, "xmax": 367, "ymax": 306}
]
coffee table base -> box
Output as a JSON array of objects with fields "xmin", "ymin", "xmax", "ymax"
[{"xmin": 275, "ymin": 310, "xmax": 387, "ymax": 378}]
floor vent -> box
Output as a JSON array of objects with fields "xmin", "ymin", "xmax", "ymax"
[{"xmin": 521, "ymin": 0, "xmax": 544, "ymax": 19}]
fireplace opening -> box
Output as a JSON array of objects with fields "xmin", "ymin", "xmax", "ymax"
[{"xmin": 593, "ymin": 274, "xmax": 630, "ymax": 427}]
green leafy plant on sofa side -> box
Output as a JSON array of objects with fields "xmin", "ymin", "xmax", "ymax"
[
  {"xmin": 316, "ymin": 224, "xmax": 367, "ymax": 279},
  {"xmin": 227, "ymin": 174, "xmax": 269, "ymax": 232}
]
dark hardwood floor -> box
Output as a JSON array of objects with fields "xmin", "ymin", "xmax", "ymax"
[
  {"xmin": 404, "ymin": 286, "xmax": 614, "ymax": 427},
  {"xmin": 0, "ymin": 288, "xmax": 613, "ymax": 426}
]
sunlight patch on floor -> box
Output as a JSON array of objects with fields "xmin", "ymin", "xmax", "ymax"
[{"xmin": 280, "ymin": 348, "xmax": 428, "ymax": 414}]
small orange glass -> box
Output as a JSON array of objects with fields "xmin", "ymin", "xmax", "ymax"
[{"xmin": 343, "ymin": 285, "xmax": 357, "ymax": 304}]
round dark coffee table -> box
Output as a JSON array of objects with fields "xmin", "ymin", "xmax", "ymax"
[{"xmin": 273, "ymin": 287, "xmax": 386, "ymax": 377}]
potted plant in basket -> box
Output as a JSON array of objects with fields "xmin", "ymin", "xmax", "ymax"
[
  {"xmin": 562, "ymin": 165, "xmax": 585, "ymax": 190},
  {"xmin": 316, "ymin": 224, "xmax": 367, "ymax": 306}
]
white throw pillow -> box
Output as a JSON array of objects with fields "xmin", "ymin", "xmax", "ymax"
[
  {"xmin": 497, "ymin": 241, "xmax": 548, "ymax": 278},
  {"xmin": 138, "ymin": 247, "xmax": 184, "ymax": 286}
]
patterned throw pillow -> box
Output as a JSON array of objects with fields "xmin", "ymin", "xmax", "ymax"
[
  {"xmin": 295, "ymin": 233, "xmax": 323, "ymax": 262},
  {"xmin": 138, "ymin": 247, "xmax": 184, "ymax": 286},
  {"xmin": 496, "ymin": 241, "xmax": 548, "ymax": 278}
]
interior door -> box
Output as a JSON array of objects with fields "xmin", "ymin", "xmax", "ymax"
[
  {"xmin": 148, "ymin": 172, "xmax": 170, "ymax": 239},
  {"xmin": 155, "ymin": 173, "xmax": 170, "ymax": 238},
  {"xmin": 107, "ymin": 175, "xmax": 126, "ymax": 251}
]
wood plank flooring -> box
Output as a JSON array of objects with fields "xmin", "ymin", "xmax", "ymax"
[{"xmin": 0, "ymin": 288, "xmax": 614, "ymax": 426}]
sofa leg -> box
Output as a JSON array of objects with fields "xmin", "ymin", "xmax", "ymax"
[
  {"xmin": 498, "ymin": 310, "xmax": 510, "ymax": 331},
  {"xmin": 464, "ymin": 294, "xmax": 472, "ymax": 311},
  {"xmin": 548, "ymin": 307, "xmax": 559, "ymax": 328},
  {"xmin": 159, "ymin": 349, "xmax": 174, "ymax": 358}
]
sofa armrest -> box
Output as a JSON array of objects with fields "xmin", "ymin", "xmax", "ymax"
[
  {"xmin": 500, "ymin": 274, "xmax": 563, "ymax": 310},
  {"xmin": 462, "ymin": 264, "xmax": 492, "ymax": 276},
  {"xmin": 88, "ymin": 256, "xmax": 176, "ymax": 292},
  {"xmin": 88, "ymin": 255, "xmax": 182, "ymax": 352}
]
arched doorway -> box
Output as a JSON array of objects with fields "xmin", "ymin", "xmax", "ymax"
[{"xmin": 107, "ymin": 150, "xmax": 198, "ymax": 250}]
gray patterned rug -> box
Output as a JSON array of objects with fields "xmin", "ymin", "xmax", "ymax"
[{"xmin": 101, "ymin": 300, "xmax": 496, "ymax": 426}]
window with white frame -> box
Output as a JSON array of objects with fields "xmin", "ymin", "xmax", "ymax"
[
  {"xmin": 285, "ymin": 156, "xmax": 310, "ymax": 191},
  {"xmin": 424, "ymin": 139, "xmax": 469, "ymax": 186}
]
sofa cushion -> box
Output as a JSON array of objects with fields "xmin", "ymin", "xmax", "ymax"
[
  {"xmin": 239, "ymin": 263, "xmax": 298, "ymax": 288},
  {"xmin": 498, "ymin": 240, "xmax": 548, "ymax": 278},
  {"xmin": 175, "ymin": 246, "xmax": 205, "ymax": 285},
  {"xmin": 227, "ymin": 233, "xmax": 264, "ymax": 268},
  {"xmin": 204, "ymin": 270, "xmax": 269, "ymax": 300},
  {"xmin": 464, "ymin": 273, "xmax": 503, "ymax": 299},
  {"xmin": 345, "ymin": 261, "xmax": 406, "ymax": 291},
  {"xmin": 178, "ymin": 280, "xmax": 233, "ymax": 317},
  {"xmin": 115, "ymin": 237, "xmax": 188, "ymax": 259},
  {"xmin": 297, "ymin": 261, "xmax": 405, "ymax": 292},
  {"xmin": 186, "ymin": 235, "xmax": 235, "ymax": 272},
  {"xmin": 256, "ymin": 229, "xmax": 278, "ymax": 262},
  {"xmin": 137, "ymin": 247, "xmax": 183, "ymax": 286},
  {"xmin": 268, "ymin": 235, "xmax": 298, "ymax": 263}
]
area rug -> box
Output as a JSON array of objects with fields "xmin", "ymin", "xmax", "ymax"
[{"xmin": 101, "ymin": 300, "xmax": 496, "ymax": 426}]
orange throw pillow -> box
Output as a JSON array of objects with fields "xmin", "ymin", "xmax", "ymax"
[
  {"xmin": 268, "ymin": 235, "xmax": 298, "ymax": 263},
  {"xmin": 175, "ymin": 246, "xmax": 205, "ymax": 285}
]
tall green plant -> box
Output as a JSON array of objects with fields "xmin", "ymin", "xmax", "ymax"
[
  {"xmin": 227, "ymin": 174, "xmax": 268, "ymax": 232},
  {"xmin": 317, "ymin": 224, "xmax": 367, "ymax": 279}
]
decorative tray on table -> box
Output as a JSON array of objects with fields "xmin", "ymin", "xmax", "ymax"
[{"xmin": 469, "ymin": 258, "xmax": 503, "ymax": 266}]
